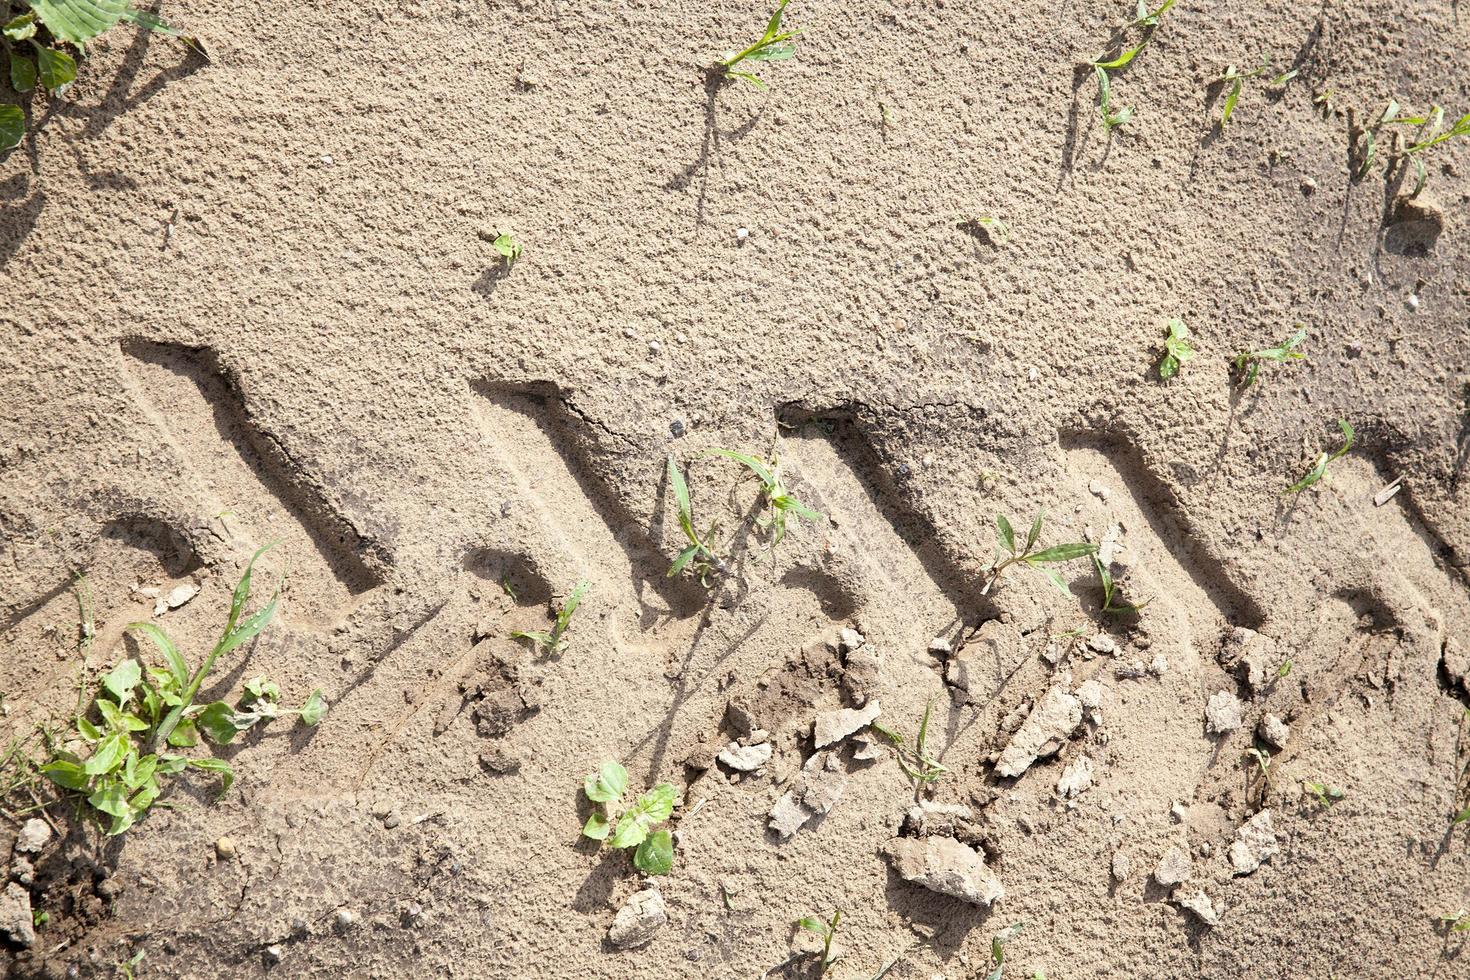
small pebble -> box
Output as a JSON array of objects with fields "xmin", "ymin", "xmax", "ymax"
[
  {"xmin": 1299, "ymin": 176, "xmax": 1316, "ymax": 195},
  {"xmin": 320, "ymin": 154, "xmax": 334, "ymax": 166},
  {"xmin": 648, "ymin": 340, "xmax": 663, "ymax": 354},
  {"xmin": 736, "ymin": 227, "xmax": 749, "ymax": 240},
  {"xmin": 335, "ymin": 909, "xmax": 358, "ymax": 930},
  {"xmin": 383, "ymin": 811, "xmax": 402, "ymax": 829},
  {"xmin": 670, "ymin": 419, "xmax": 686, "ymax": 437},
  {"xmin": 215, "ymin": 837, "xmax": 237, "ymax": 861},
  {"xmin": 1027, "ymin": 367, "xmax": 1039, "ymax": 382},
  {"xmin": 1406, "ymin": 293, "xmax": 1420, "ymax": 311},
  {"xmin": 264, "ymin": 945, "xmax": 283, "ymax": 966}
]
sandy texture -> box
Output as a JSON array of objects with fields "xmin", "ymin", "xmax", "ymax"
[{"xmin": 3, "ymin": 0, "xmax": 1470, "ymax": 977}]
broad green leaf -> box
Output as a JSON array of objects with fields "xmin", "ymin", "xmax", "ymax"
[
  {"xmin": 216, "ymin": 595, "xmax": 278, "ymax": 657},
  {"xmin": 582, "ymin": 811, "xmax": 610, "ymax": 840},
  {"xmin": 85, "ymin": 732, "xmax": 129, "ymax": 775},
  {"xmin": 243, "ymin": 676, "xmax": 280, "ymax": 703},
  {"xmin": 633, "ymin": 829, "xmax": 674, "ymax": 875},
  {"xmin": 122, "ymin": 752, "xmax": 157, "ymax": 790},
  {"xmin": 96, "ymin": 699, "xmax": 147, "ymax": 732},
  {"xmin": 1039, "ymin": 567, "xmax": 1070, "ymax": 595},
  {"xmin": 798, "ymin": 917, "xmax": 827, "ymax": 935},
  {"xmin": 1028, "ymin": 542, "xmax": 1097, "ymax": 563},
  {"xmin": 189, "ymin": 756, "xmax": 233, "ymax": 796},
  {"xmin": 668, "ymin": 545, "xmax": 697, "ymax": 577},
  {"xmin": 166, "ymin": 719, "xmax": 199, "ymax": 747},
  {"xmin": 156, "ymin": 754, "xmax": 188, "ymax": 775},
  {"xmin": 118, "ymin": 8, "xmax": 181, "ymax": 35},
  {"xmin": 88, "ymin": 779, "xmax": 130, "ymax": 818},
  {"xmin": 636, "ymin": 783, "xmax": 676, "ymax": 822},
  {"xmin": 41, "ymin": 759, "xmax": 89, "ymax": 791},
  {"xmin": 0, "ymin": 105, "xmax": 21, "ymax": 152},
  {"xmin": 10, "ymin": 51, "xmax": 37, "ymax": 92},
  {"xmin": 299, "ymin": 690, "xmax": 326, "ymax": 726},
  {"xmin": 197, "ymin": 701, "xmax": 242, "ymax": 744},
  {"xmin": 1024, "ymin": 513, "xmax": 1043, "ymax": 553},
  {"xmin": 102, "ymin": 658, "xmax": 142, "ymax": 702},
  {"xmin": 76, "ymin": 715, "xmax": 102, "ymax": 742},
  {"xmin": 609, "ymin": 811, "xmax": 650, "ymax": 849},
  {"xmin": 4, "ymin": 12, "xmax": 37, "ymax": 39},
  {"xmin": 29, "ymin": 0, "xmax": 128, "ymax": 43},
  {"xmin": 129, "ymin": 623, "xmax": 189, "ymax": 689},
  {"xmin": 584, "ymin": 761, "xmax": 627, "ymax": 803},
  {"xmin": 610, "ymin": 782, "xmax": 676, "ymax": 848},
  {"xmin": 996, "ymin": 515, "xmax": 1016, "ymax": 554},
  {"xmin": 32, "ymin": 45, "xmax": 77, "ymax": 92}
]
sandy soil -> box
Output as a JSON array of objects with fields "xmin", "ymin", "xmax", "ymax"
[{"xmin": 3, "ymin": 0, "xmax": 1470, "ymax": 977}]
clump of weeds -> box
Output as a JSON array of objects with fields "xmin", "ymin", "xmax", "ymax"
[
  {"xmin": 580, "ymin": 760, "xmax": 676, "ymax": 875},
  {"xmin": 705, "ymin": 447, "xmax": 823, "ymax": 548},
  {"xmin": 2, "ymin": 0, "xmax": 198, "ymax": 151},
  {"xmin": 872, "ymin": 696, "xmax": 949, "ymax": 800},
  {"xmin": 1156, "ymin": 319, "xmax": 1195, "ymax": 380},
  {"xmin": 1212, "ymin": 59, "xmax": 1297, "ymax": 131},
  {"xmin": 983, "ymin": 512, "xmax": 1097, "ymax": 596},
  {"xmin": 666, "ymin": 455, "xmax": 725, "ymax": 587},
  {"xmin": 1093, "ymin": 555, "xmax": 1147, "ymax": 615},
  {"xmin": 795, "ymin": 909, "xmax": 841, "ymax": 975},
  {"xmin": 1284, "ymin": 419, "xmax": 1353, "ymax": 495},
  {"xmin": 19, "ymin": 545, "xmax": 325, "ymax": 835},
  {"xmin": 1088, "ymin": 0, "xmax": 1177, "ymax": 132},
  {"xmin": 1351, "ymin": 100, "xmax": 1470, "ymax": 196},
  {"xmin": 1303, "ymin": 779, "xmax": 1345, "ymax": 809},
  {"xmin": 1232, "ymin": 327, "xmax": 1306, "ymax": 387},
  {"xmin": 488, "ymin": 230, "xmax": 522, "ymax": 267},
  {"xmin": 717, "ymin": 0, "xmax": 799, "ymax": 89},
  {"xmin": 511, "ymin": 580, "xmax": 589, "ymax": 656}
]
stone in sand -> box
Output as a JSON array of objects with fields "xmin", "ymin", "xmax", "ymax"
[
  {"xmin": 1228, "ymin": 809, "xmax": 1278, "ymax": 875},
  {"xmin": 883, "ymin": 836, "xmax": 1003, "ymax": 907},
  {"xmin": 608, "ymin": 888, "xmax": 667, "ymax": 948},
  {"xmin": 1205, "ymin": 690, "xmax": 1243, "ymax": 735},
  {"xmin": 717, "ymin": 740, "xmax": 772, "ymax": 772},
  {"xmin": 768, "ymin": 752, "xmax": 847, "ymax": 839},
  {"xmin": 1056, "ymin": 755, "xmax": 1094, "ymax": 799},
  {"xmin": 1153, "ymin": 844, "xmax": 1193, "ymax": 887},
  {"xmin": 995, "ymin": 688, "xmax": 1081, "ymax": 778},
  {"xmin": 813, "ymin": 701, "xmax": 881, "ymax": 749}
]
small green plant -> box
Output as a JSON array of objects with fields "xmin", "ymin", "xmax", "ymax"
[
  {"xmin": 983, "ymin": 512, "xmax": 1097, "ymax": 596},
  {"xmin": 1304, "ymin": 780, "xmax": 1345, "ymax": 808},
  {"xmin": 717, "ymin": 0, "xmax": 799, "ymax": 89},
  {"xmin": 1284, "ymin": 419, "xmax": 1353, "ymax": 494},
  {"xmin": 36, "ymin": 546, "xmax": 325, "ymax": 835},
  {"xmin": 796, "ymin": 909, "xmax": 841, "ymax": 975},
  {"xmin": 1089, "ymin": 0, "xmax": 1176, "ymax": 131},
  {"xmin": 490, "ymin": 232, "xmax": 522, "ymax": 267},
  {"xmin": 872, "ymin": 696, "xmax": 949, "ymax": 799},
  {"xmin": 511, "ymin": 580, "xmax": 588, "ymax": 656},
  {"xmin": 666, "ymin": 455, "xmax": 724, "ymax": 587},
  {"xmin": 959, "ymin": 215, "xmax": 1010, "ymax": 245},
  {"xmin": 1233, "ymin": 327, "xmax": 1307, "ymax": 387},
  {"xmin": 580, "ymin": 761, "xmax": 676, "ymax": 875},
  {"xmin": 1157, "ymin": 319, "xmax": 1195, "ymax": 380},
  {"xmin": 706, "ymin": 448, "xmax": 822, "ymax": 547},
  {"xmin": 1277, "ymin": 658, "xmax": 1293, "ymax": 678},
  {"xmin": 1354, "ymin": 101, "xmax": 1470, "ymax": 195},
  {"xmin": 1213, "ymin": 60, "xmax": 1297, "ymax": 130},
  {"xmin": 1439, "ymin": 908, "xmax": 1470, "ymax": 933},
  {"xmin": 1092, "ymin": 555, "xmax": 1146, "ymax": 615},
  {"xmin": 117, "ymin": 949, "xmax": 145, "ymax": 980},
  {"xmin": 1243, "ymin": 746, "xmax": 1275, "ymax": 801},
  {"xmin": 31, "ymin": 908, "xmax": 47, "ymax": 928},
  {"xmin": 2, "ymin": 1, "xmax": 192, "ymax": 151},
  {"xmin": 987, "ymin": 922, "xmax": 1026, "ymax": 980}
]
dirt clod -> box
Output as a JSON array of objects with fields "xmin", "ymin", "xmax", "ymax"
[
  {"xmin": 1228, "ymin": 810, "xmax": 1279, "ymax": 875},
  {"xmin": 882, "ymin": 836, "xmax": 1004, "ymax": 907},
  {"xmin": 1205, "ymin": 691, "xmax": 1244, "ymax": 735},
  {"xmin": 995, "ymin": 688, "xmax": 1082, "ymax": 777},
  {"xmin": 607, "ymin": 888, "xmax": 667, "ymax": 949}
]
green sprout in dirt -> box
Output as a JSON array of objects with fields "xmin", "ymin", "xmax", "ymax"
[
  {"xmin": 988, "ymin": 922, "xmax": 1026, "ymax": 980},
  {"xmin": 1233, "ymin": 327, "xmax": 1306, "ymax": 387},
  {"xmin": 1303, "ymin": 779, "xmax": 1345, "ymax": 809},
  {"xmin": 1439, "ymin": 908, "xmax": 1470, "ymax": 934},
  {"xmin": 1284, "ymin": 419, "xmax": 1353, "ymax": 495},
  {"xmin": 983, "ymin": 512, "xmax": 1097, "ymax": 596},
  {"xmin": 1213, "ymin": 60, "xmax": 1297, "ymax": 131},
  {"xmin": 1244, "ymin": 746, "xmax": 1275, "ymax": 804},
  {"xmin": 1, "ymin": 1, "xmax": 195, "ymax": 151},
  {"xmin": 959, "ymin": 214, "xmax": 1010, "ymax": 245},
  {"xmin": 796, "ymin": 909, "xmax": 841, "ymax": 975},
  {"xmin": 873, "ymin": 696, "xmax": 949, "ymax": 800},
  {"xmin": 717, "ymin": 0, "xmax": 799, "ymax": 89},
  {"xmin": 1157, "ymin": 319, "xmax": 1195, "ymax": 380},
  {"xmin": 706, "ymin": 448, "xmax": 822, "ymax": 548},
  {"xmin": 1354, "ymin": 100, "xmax": 1470, "ymax": 195},
  {"xmin": 490, "ymin": 231, "xmax": 522, "ymax": 267},
  {"xmin": 511, "ymin": 580, "xmax": 588, "ymax": 656},
  {"xmin": 1088, "ymin": 0, "xmax": 1176, "ymax": 132},
  {"xmin": 1093, "ymin": 555, "xmax": 1146, "ymax": 615},
  {"xmin": 34, "ymin": 545, "xmax": 325, "ymax": 835},
  {"xmin": 666, "ymin": 455, "xmax": 725, "ymax": 587},
  {"xmin": 580, "ymin": 760, "xmax": 676, "ymax": 875}
]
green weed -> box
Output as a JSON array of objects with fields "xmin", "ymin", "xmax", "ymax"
[
  {"xmin": 796, "ymin": 909, "xmax": 841, "ymax": 975},
  {"xmin": 666, "ymin": 455, "xmax": 725, "ymax": 587},
  {"xmin": 2, "ymin": 1, "xmax": 193, "ymax": 151},
  {"xmin": 1284, "ymin": 419, "xmax": 1353, "ymax": 495},
  {"xmin": 490, "ymin": 232, "xmax": 522, "ymax": 267},
  {"xmin": 1393, "ymin": 105, "xmax": 1470, "ymax": 195},
  {"xmin": 959, "ymin": 215, "xmax": 1010, "ymax": 245},
  {"xmin": 987, "ymin": 922, "xmax": 1026, "ymax": 980},
  {"xmin": 1243, "ymin": 746, "xmax": 1275, "ymax": 802},
  {"xmin": 1353, "ymin": 101, "xmax": 1470, "ymax": 195},
  {"xmin": 1089, "ymin": 0, "xmax": 1177, "ymax": 131},
  {"xmin": 706, "ymin": 448, "xmax": 822, "ymax": 547},
  {"xmin": 1213, "ymin": 60, "xmax": 1297, "ymax": 130},
  {"xmin": 580, "ymin": 760, "xmax": 676, "ymax": 875},
  {"xmin": 1093, "ymin": 555, "xmax": 1146, "ymax": 615},
  {"xmin": 1232, "ymin": 327, "xmax": 1306, "ymax": 387},
  {"xmin": 1439, "ymin": 908, "xmax": 1470, "ymax": 933},
  {"xmin": 983, "ymin": 511, "xmax": 1097, "ymax": 596},
  {"xmin": 718, "ymin": 0, "xmax": 799, "ymax": 89},
  {"xmin": 511, "ymin": 580, "xmax": 589, "ymax": 656},
  {"xmin": 872, "ymin": 696, "xmax": 949, "ymax": 799},
  {"xmin": 1157, "ymin": 319, "xmax": 1195, "ymax": 380},
  {"xmin": 34, "ymin": 545, "xmax": 325, "ymax": 835},
  {"xmin": 1303, "ymin": 779, "xmax": 1344, "ymax": 808}
]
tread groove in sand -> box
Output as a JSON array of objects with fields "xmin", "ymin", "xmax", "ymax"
[{"xmin": 117, "ymin": 339, "xmax": 382, "ymax": 624}]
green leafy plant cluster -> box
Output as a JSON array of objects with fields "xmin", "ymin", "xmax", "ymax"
[
  {"xmin": 1284, "ymin": 418, "xmax": 1353, "ymax": 494},
  {"xmin": 1353, "ymin": 100, "xmax": 1470, "ymax": 195},
  {"xmin": 2, "ymin": 0, "xmax": 191, "ymax": 151},
  {"xmin": 511, "ymin": 580, "xmax": 588, "ymax": 656},
  {"xmin": 1303, "ymin": 779, "xmax": 1344, "ymax": 808},
  {"xmin": 490, "ymin": 231, "xmax": 521, "ymax": 267},
  {"xmin": 718, "ymin": 0, "xmax": 799, "ymax": 89},
  {"xmin": 796, "ymin": 909, "xmax": 841, "ymax": 975},
  {"xmin": 872, "ymin": 696, "xmax": 949, "ymax": 798},
  {"xmin": 666, "ymin": 455, "xmax": 725, "ymax": 587},
  {"xmin": 1089, "ymin": 0, "xmax": 1176, "ymax": 132},
  {"xmin": 37, "ymin": 546, "xmax": 324, "ymax": 835},
  {"xmin": 1157, "ymin": 319, "xmax": 1195, "ymax": 380},
  {"xmin": 1213, "ymin": 60, "xmax": 1297, "ymax": 130},
  {"xmin": 1232, "ymin": 327, "xmax": 1306, "ymax": 387},
  {"xmin": 580, "ymin": 760, "xmax": 677, "ymax": 875},
  {"xmin": 984, "ymin": 512, "xmax": 1097, "ymax": 596},
  {"xmin": 705, "ymin": 447, "xmax": 822, "ymax": 548}
]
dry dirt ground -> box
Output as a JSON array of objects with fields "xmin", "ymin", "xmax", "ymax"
[{"xmin": 3, "ymin": 0, "xmax": 1470, "ymax": 977}]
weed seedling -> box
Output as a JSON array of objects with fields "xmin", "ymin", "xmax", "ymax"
[
  {"xmin": 1, "ymin": 2, "xmax": 193, "ymax": 150},
  {"xmin": 666, "ymin": 455, "xmax": 724, "ymax": 586},
  {"xmin": 1243, "ymin": 746, "xmax": 1275, "ymax": 802},
  {"xmin": 959, "ymin": 215, "xmax": 1010, "ymax": 245},
  {"xmin": 490, "ymin": 232, "xmax": 522, "ymax": 267},
  {"xmin": 1233, "ymin": 327, "xmax": 1307, "ymax": 387},
  {"xmin": 511, "ymin": 580, "xmax": 589, "ymax": 656},
  {"xmin": 1093, "ymin": 555, "xmax": 1147, "ymax": 615},
  {"xmin": 1089, "ymin": 0, "xmax": 1177, "ymax": 131},
  {"xmin": 872, "ymin": 697, "xmax": 949, "ymax": 800},
  {"xmin": 1157, "ymin": 319, "xmax": 1195, "ymax": 380},
  {"xmin": 1284, "ymin": 419, "xmax": 1353, "ymax": 495},
  {"xmin": 1303, "ymin": 780, "xmax": 1345, "ymax": 808},
  {"xmin": 37, "ymin": 545, "xmax": 325, "ymax": 835},
  {"xmin": 706, "ymin": 448, "xmax": 822, "ymax": 547},
  {"xmin": 796, "ymin": 909, "xmax": 841, "ymax": 975},
  {"xmin": 988, "ymin": 922, "xmax": 1026, "ymax": 980},
  {"xmin": 1213, "ymin": 60, "xmax": 1297, "ymax": 130},
  {"xmin": 1394, "ymin": 105, "xmax": 1470, "ymax": 195},
  {"xmin": 1277, "ymin": 658, "xmax": 1292, "ymax": 678},
  {"xmin": 1439, "ymin": 908, "xmax": 1470, "ymax": 933},
  {"xmin": 580, "ymin": 761, "xmax": 677, "ymax": 875},
  {"xmin": 983, "ymin": 512, "xmax": 1097, "ymax": 596},
  {"xmin": 718, "ymin": 0, "xmax": 799, "ymax": 89}
]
